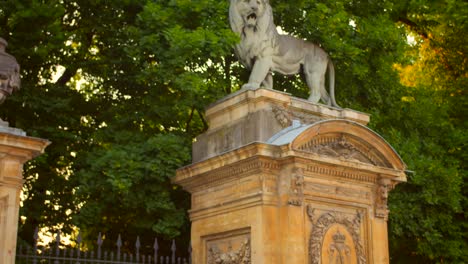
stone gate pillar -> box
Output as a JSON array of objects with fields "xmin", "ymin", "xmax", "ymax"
[
  {"xmin": 173, "ymin": 88, "xmax": 406, "ymax": 263},
  {"xmin": 0, "ymin": 128, "xmax": 49, "ymax": 263}
]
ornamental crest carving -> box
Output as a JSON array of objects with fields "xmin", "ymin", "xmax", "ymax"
[
  {"xmin": 297, "ymin": 135, "xmax": 386, "ymax": 167},
  {"xmin": 308, "ymin": 205, "xmax": 366, "ymax": 264}
]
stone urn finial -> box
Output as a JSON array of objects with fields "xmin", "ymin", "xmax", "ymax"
[{"xmin": 0, "ymin": 37, "xmax": 21, "ymax": 105}]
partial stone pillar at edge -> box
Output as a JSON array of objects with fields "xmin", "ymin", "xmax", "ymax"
[
  {"xmin": 0, "ymin": 130, "xmax": 50, "ymax": 264},
  {"xmin": 173, "ymin": 88, "xmax": 406, "ymax": 264}
]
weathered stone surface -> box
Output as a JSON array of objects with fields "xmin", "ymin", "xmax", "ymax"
[
  {"xmin": 0, "ymin": 132, "xmax": 49, "ymax": 264},
  {"xmin": 192, "ymin": 88, "xmax": 369, "ymax": 162},
  {"xmin": 174, "ymin": 89, "xmax": 405, "ymax": 263}
]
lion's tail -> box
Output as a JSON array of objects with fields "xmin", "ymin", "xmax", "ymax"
[{"xmin": 328, "ymin": 60, "xmax": 340, "ymax": 108}]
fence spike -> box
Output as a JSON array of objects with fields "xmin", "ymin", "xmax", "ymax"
[
  {"xmin": 77, "ymin": 231, "xmax": 82, "ymax": 244},
  {"xmin": 154, "ymin": 237, "xmax": 159, "ymax": 264},
  {"xmin": 33, "ymin": 226, "xmax": 39, "ymax": 249},
  {"xmin": 136, "ymin": 236, "xmax": 141, "ymax": 262},
  {"xmin": 171, "ymin": 240, "xmax": 176, "ymax": 264},
  {"xmin": 55, "ymin": 231, "xmax": 61, "ymax": 255},
  {"xmin": 116, "ymin": 234, "xmax": 122, "ymax": 247},
  {"xmin": 97, "ymin": 232, "xmax": 102, "ymax": 259},
  {"xmin": 97, "ymin": 232, "xmax": 103, "ymax": 245},
  {"xmin": 188, "ymin": 241, "xmax": 192, "ymax": 264},
  {"xmin": 116, "ymin": 234, "xmax": 122, "ymax": 256},
  {"xmin": 116, "ymin": 234, "xmax": 122, "ymax": 261},
  {"xmin": 76, "ymin": 230, "xmax": 82, "ymax": 259},
  {"xmin": 136, "ymin": 236, "xmax": 141, "ymax": 248},
  {"xmin": 32, "ymin": 227, "xmax": 39, "ymax": 264},
  {"xmin": 53, "ymin": 230, "xmax": 61, "ymax": 264}
]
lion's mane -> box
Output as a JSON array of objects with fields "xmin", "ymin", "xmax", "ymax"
[{"xmin": 229, "ymin": 0, "xmax": 278, "ymax": 69}]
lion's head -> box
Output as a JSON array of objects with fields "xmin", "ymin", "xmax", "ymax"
[{"xmin": 229, "ymin": 0, "xmax": 273, "ymax": 35}]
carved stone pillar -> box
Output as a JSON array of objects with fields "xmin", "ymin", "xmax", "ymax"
[
  {"xmin": 0, "ymin": 131, "xmax": 49, "ymax": 264},
  {"xmin": 173, "ymin": 88, "xmax": 406, "ymax": 263}
]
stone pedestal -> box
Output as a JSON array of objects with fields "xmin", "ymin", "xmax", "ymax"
[
  {"xmin": 0, "ymin": 127, "xmax": 49, "ymax": 264},
  {"xmin": 174, "ymin": 88, "xmax": 406, "ymax": 264}
]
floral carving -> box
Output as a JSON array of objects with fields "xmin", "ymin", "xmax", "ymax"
[
  {"xmin": 288, "ymin": 167, "xmax": 305, "ymax": 206},
  {"xmin": 308, "ymin": 205, "xmax": 366, "ymax": 264},
  {"xmin": 207, "ymin": 238, "xmax": 251, "ymax": 264}
]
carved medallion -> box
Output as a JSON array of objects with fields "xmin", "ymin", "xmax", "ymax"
[{"xmin": 308, "ymin": 205, "xmax": 366, "ymax": 264}]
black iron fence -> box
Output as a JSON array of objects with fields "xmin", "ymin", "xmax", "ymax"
[{"xmin": 16, "ymin": 227, "xmax": 191, "ymax": 264}]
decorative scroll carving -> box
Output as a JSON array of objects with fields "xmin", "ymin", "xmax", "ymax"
[
  {"xmin": 375, "ymin": 178, "xmax": 393, "ymax": 219},
  {"xmin": 298, "ymin": 135, "xmax": 385, "ymax": 167},
  {"xmin": 272, "ymin": 105, "xmax": 322, "ymax": 128},
  {"xmin": 288, "ymin": 168, "xmax": 304, "ymax": 206},
  {"xmin": 308, "ymin": 205, "xmax": 366, "ymax": 264},
  {"xmin": 207, "ymin": 238, "xmax": 251, "ymax": 264}
]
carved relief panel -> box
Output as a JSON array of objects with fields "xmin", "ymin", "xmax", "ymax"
[
  {"xmin": 307, "ymin": 205, "xmax": 367, "ymax": 264},
  {"xmin": 205, "ymin": 228, "xmax": 251, "ymax": 264}
]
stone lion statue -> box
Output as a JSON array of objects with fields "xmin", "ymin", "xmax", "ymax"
[{"xmin": 229, "ymin": 0, "xmax": 339, "ymax": 107}]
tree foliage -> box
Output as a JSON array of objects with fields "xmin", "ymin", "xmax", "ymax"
[{"xmin": 0, "ymin": 0, "xmax": 466, "ymax": 261}]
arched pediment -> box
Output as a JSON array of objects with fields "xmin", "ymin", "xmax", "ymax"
[
  {"xmin": 292, "ymin": 120, "xmax": 405, "ymax": 170},
  {"xmin": 268, "ymin": 119, "xmax": 406, "ymax": 170}
]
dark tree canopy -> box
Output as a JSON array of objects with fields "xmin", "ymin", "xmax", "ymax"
[{"xmin": 0, "ymin": 0, "xmax": 466, "ymax": 262}]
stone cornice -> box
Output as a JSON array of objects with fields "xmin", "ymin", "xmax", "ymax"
[
  {"xmin": 0, "ymin": 132, "xmax": 50, "ymax": 161},
  {"xmin": 175, "ymin": 142, "xmax": 406, "ymax": 194}
]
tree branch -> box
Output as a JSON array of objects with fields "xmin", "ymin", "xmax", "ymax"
[
  {"xmin": 196, "ymin": 108, "xmax": 208, "ymax": 132},
  {"xmin": 55, "ymin": 67, "xmax": 77, "ymax": 86},
  {"xmin": 398, "ymin": 16, "xmax": 429, "ymax": 39}
]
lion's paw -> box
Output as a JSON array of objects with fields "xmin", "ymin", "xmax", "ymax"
[{"xmin": 241, "ymin": 82, "xmax": 261, "ymax": 90}]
